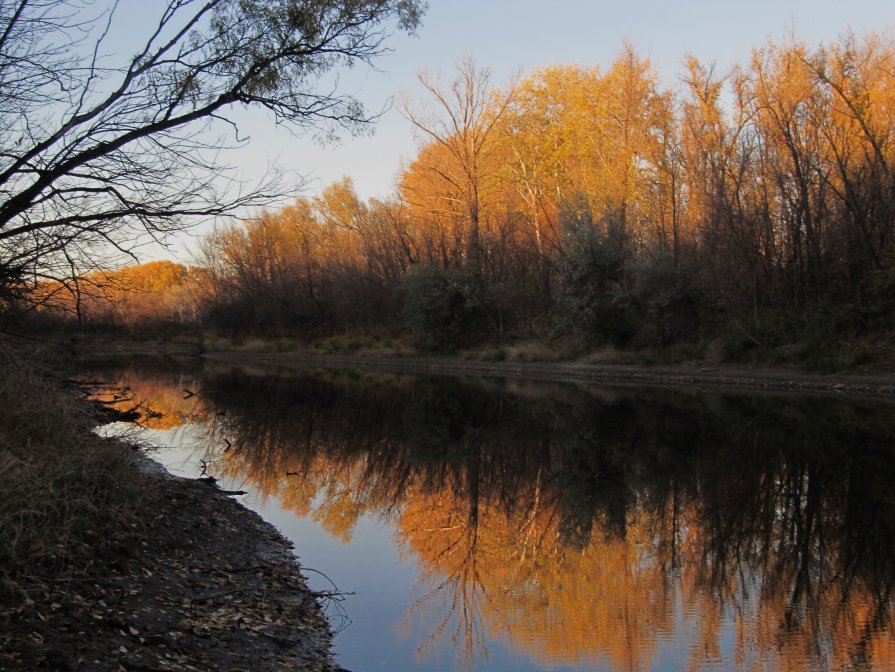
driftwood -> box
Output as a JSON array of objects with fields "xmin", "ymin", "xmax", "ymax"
[
  {"xmin": 93, "ymin": 401, "xmax": 142, "ymax": 423},
  {"xmin": 196, "ymin": 475, "xmax": 247, "ymax": 496}
]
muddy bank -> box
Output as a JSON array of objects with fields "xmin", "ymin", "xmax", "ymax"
[
  {"xmin": 203, "ymin": 351, "xmax": 895, "ymax": 398},
  {"xmin": 66, "ymin": 335, "xmax": 895, "ymax": 397},
  {"xmin": 0, "ymin": 454, "xmax": 340, "ymax": 672}
]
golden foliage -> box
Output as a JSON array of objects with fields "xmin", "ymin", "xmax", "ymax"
[{"xmin": 29, "ymin": 260, "xmax": 197, "ymax": 331}]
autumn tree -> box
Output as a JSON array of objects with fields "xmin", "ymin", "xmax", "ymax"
[
  {"xmin": 199, "ymin": 199, "xmax": 328, "ymax": 334},
  {"xmin": 23, "ymin": 259, "xmax": 199, "ymax": 331},
  {"xmin": 401, "ymin": 57, "xmax": 516, "ymax": 272},
  {"xmin": 498, "ymin": 64, "xmax": 596, "ymax": 295},
  {"xmin": 199, "ymin": 177, "xmax": 408, "ymax": 335},
  {"xmin": 804, "ymin": 32, "xmax": 895, "ymax": 300},
  {"xmin": 678, "ymin": 56, "xmax": 755, "ymax": 311},
  {"xmin": 597, "ymin": 46, "xmax": 666, "ymax": 244}
]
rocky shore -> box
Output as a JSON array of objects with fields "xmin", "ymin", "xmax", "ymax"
[{"xmin": 0, "ymin": 447, "xmax": 340, "ymax": 672}]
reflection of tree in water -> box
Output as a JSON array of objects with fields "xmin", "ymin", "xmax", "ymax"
[
  {"xmin": 81, "ymin": 357, "xmax": 207, "ymax": 430},
  {"xmin": 135, "ymin": 363, "xmax": 895, "ymax": 671}
]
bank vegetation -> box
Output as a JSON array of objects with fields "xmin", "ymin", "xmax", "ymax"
[{"xmin": 11, "ymin": 32, "xmax": 895, "ymax": 370}]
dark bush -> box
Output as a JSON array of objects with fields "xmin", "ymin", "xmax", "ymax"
[{"xmin": 400, "ymin": 265, "xmax": 482, "ymax": 350}]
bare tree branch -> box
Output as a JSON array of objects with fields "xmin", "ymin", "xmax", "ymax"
[{"xmin": 0, "ymin": 0, "xmax": 426, "ymax": 298}]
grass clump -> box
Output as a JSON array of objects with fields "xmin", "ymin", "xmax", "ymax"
[{"xmin": 0, "ymin": 346, "xmax": 140, "ymax": 601}]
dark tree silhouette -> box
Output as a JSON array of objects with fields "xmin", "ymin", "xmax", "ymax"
[{"xmin": 0, "ymin": 0, "xmax": 425, "ymax": 297}]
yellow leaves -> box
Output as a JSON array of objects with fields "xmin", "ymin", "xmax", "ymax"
[
  {"xmin": 28, "ymin": 259, "xmax": 196, "ymax": 329},
  {"xmin": 497, "ymin": 50, "xmax": 669, "ymax": 250},
  {"xmin": 311, "ymin": 485, "xmax": 364, "ymax": 544},
  {"xmin": 395, "ymin": 30, "xmax": 895, "ymax": 301}
]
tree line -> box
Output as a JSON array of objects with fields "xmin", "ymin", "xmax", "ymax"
[{"xmin": 16, "ymin": 31, "xmax": 895, "ymax": 360}]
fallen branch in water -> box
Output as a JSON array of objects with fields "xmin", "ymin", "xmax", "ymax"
[{"xmin": 196, "ymin": 475, "xmax": 246, "ymax": 496}]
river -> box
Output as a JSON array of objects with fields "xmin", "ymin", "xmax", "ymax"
[{"xmin": 85, "ymin": 356, "xmax": 895, "ymax": 671}]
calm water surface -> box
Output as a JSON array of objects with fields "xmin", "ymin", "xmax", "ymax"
[{"xmin": 87, "ymin": 358, "xmax": 895, "ymax": 671}]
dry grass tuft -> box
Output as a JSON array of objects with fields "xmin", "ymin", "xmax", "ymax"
[{"xmin": 0, "ymin": 346, "xmax": 141, "ymax": 601}]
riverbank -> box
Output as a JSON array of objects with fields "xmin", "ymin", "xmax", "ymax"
[
  {"xmin": 200, "ymin": 351, "xmax": 895, "ymax": 398},
  {"xmin": 0, "ymin": 345, "xmax": 339, "ymax": 671},
  {"xmin": 59, "ymin": 333, "xmax": 895, "ymax": 397}
]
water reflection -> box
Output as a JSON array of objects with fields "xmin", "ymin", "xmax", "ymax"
[{"xmin": 87, "ymin": 360, "xmax": 895, "ymax": 671}]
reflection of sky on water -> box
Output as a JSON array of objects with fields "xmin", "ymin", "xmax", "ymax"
[
  {"xmin": 89, "ymin": 362, "xmax": 895, "ymax": 672},
  {"xmin": 133, "ymin": 424, "xmax": 575, "ymax": 671},
  {"xmin": 140, "ymin": 433, "xmax": 703, "ymax": 672},
  {"xmin": 100, "ymin": 407, "xmax": 706, "ymax": 671},
  {"xmin": 99, "ymin": 422, "xmax": 209, "ymax": 479}
]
